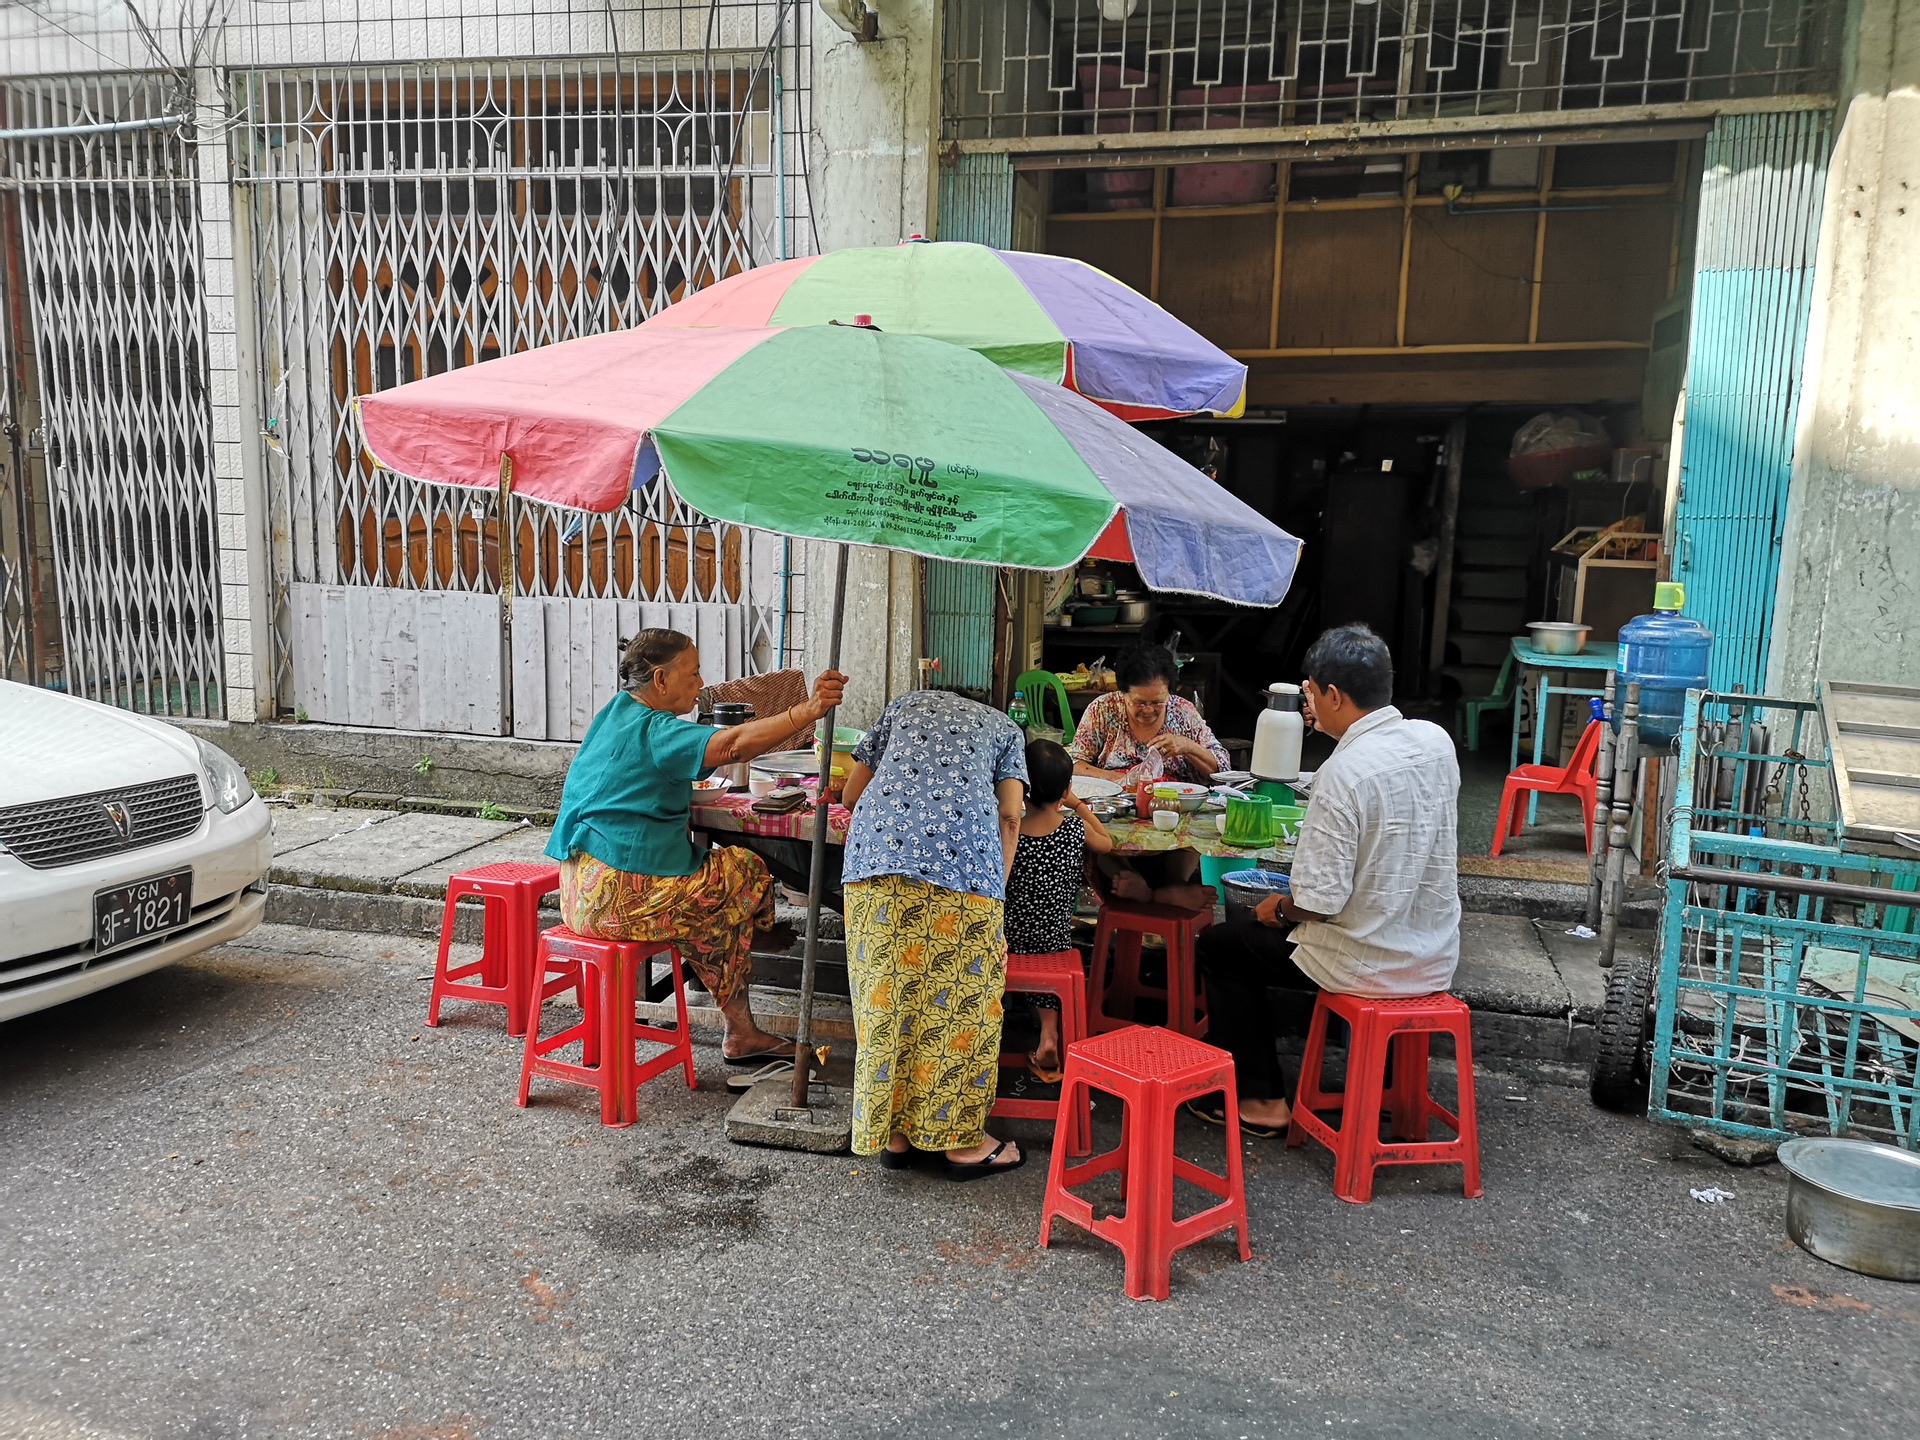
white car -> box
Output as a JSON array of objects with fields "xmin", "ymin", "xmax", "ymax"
[{"xmin": 0, "ymin": 680, "xmax": 272, "ymax": 1022}]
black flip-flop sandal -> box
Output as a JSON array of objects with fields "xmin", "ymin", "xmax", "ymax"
[
  {"xmin": 879, "ymin": 1144, "xmax": 920, "ymax": 1171},
  {"xmin": 1183, "ymin": 1099, "xmax": 1284, "ymax": 1140},
  {"xmin": 943, "ymin": 1138, "xmax": 1026, "ymax": 1182}
]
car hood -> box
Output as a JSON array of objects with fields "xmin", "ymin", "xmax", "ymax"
[{"xmin": 0, "ymin": 680, "xmax": 205, "ymax": 809}]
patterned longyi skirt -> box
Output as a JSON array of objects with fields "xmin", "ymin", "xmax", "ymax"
[
  {"xmin": 843, "ymin": 873, "xmax": 1006, "ymax": 1157},
  {"xmin": 558, "ymin": 845, "xmax": 774, "ymax": 1008}
]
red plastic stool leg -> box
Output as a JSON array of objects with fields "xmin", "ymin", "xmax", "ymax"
[
  {"xmin": 670, "ymin": 948, "xmax": 697, "ymax": 1090},
  {"xmin": 1386, "ymin": 1032, "xmax": 1432, "ymax": 1141},
  {"xmin": 1288, "ymin": 996, "xmax": 1334, "ymax": 1145},
  {"xmin": 1451, "ymin": 1018, "xmax": 1485, "ymax": 1198},
  {"xmin": 425, "ymin": 884, "xmax": 465, "ymax": 1027},
  {"xmin": 599, "ymin": 952, "xmax": 629, "ymax": 1136},
  {"xmin": 1122, "ymin": 1102, "xmax": 1174, "ymax": 1302},
  {"xmin": 1332, "ymin": 1014, "xmax": 1390, "ymax": 1204},
  {"xmin": 1215, "ymin": 1079, "xmax": 1254, "ymax": 1263}
]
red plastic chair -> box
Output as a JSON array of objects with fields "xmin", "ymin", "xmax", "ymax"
[
  {"xmin": 426, "ymin": 862, "xmax": 561, "ymax": 1036},
  {"xmin": 1087, "ymin": 897, "xmax": 1212, "ymax": 1037},
  {"xmin": 1039, "ymin": 1026, "xmax": 1251, "ymax": 1302},
  {"xmin": 1287, "ymin": 990, "xmax": 1483, "ymax": 1204},
  {"xmin": 994, "ymin": 950, "xmax": 1092, "ymax": 1157},
  {"xmin": 1491, "ymin": 718, "xmax": 1602, "ymax": 856},
  {"xmin": 516, "ymin": 926, "xmax": 696, "ymax": 1128}
]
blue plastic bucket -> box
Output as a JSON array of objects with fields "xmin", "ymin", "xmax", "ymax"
[{"xmin": 1220, "ymin": 867, "xmax": 1291, "ymax": 926}]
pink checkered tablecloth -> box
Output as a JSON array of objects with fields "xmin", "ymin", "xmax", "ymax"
[{"xmin": 690, "ymin": 789, "xmax": 851, "ymax": 845}]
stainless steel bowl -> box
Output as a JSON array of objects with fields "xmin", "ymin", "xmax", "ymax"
[
  {"xmin": 1778, "ymin": 1137, "xmax": 1920, "ymax": 1282},
  {"xmin": 1526, "ymin": 620, "xmax": 1591, "ymax": 657}
]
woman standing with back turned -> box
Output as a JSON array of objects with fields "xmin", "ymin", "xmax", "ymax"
[{"xmin": 839, "ymin": 687, "xmax": 1030, "ymax": 1179}]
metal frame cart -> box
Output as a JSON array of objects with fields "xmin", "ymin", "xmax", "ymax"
[{"xmin": 1589, "ymin": 688, "xmax": 1920, "ymax": 1150}]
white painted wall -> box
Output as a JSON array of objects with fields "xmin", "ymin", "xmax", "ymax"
[{"xmin": 1771, "ymin": 0, "xmax": 1920, "ymax": 695}]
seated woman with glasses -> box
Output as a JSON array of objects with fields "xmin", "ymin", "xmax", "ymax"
[{"xmin": 1067, "ymin": 642, "xmax": 1229, "ymax": 909}]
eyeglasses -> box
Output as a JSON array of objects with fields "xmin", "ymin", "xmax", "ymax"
[{"xmin": 1127, "ymin": 697, "xmax": 1169, "ymax": 716}]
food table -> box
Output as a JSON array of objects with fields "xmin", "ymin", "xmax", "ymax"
[
  {"xmin": 1508, "ymin": 636, "xmax": 1619, "ymax": 823},
  {"xmin": 690, "ymin": 784, "xmax": 1293, "ymax": 912},
  {"xmin": 690, "ymin": 787, "xmax": 852, "ymax": 908},
  {"xmin": 1100, "ymin": 810, "xmax": 1293, "ymax": 866}
]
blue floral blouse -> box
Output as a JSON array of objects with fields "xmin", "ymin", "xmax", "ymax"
[{"xmin": 843, "ymin": 690, "xmax": 1029, "ymax": 902}]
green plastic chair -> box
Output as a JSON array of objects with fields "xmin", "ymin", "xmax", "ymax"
[
  {"xmin": 1015, "ymin": 668, "xmax": 1077, "ymax": 743},
  {"xmin": 1457, "ymin": 651, "xmax": 1517, "ymax": 752}
]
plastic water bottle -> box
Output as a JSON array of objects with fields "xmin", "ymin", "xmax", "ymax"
[
  {"xmin": 1616, "ymin": 582, "xmax": 1713, "ymax": 746},
  {"xmin": 1008, "ymin": 692, "xmax": 1030, "ymax": 730}
]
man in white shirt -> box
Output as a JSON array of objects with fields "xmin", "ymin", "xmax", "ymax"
[{"xmin": 1192, "ymin": 623, "xmax": 1461, "ymax": 1137}]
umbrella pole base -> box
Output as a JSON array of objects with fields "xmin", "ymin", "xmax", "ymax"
[{"xmin": 725, "ymin": 1076, "xmax": 854, "ymax": 1154}]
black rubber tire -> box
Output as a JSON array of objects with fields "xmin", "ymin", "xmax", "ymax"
[{"xmin": 1590, "ymin": 952, "xmax": 1654, "ymax": 1113}]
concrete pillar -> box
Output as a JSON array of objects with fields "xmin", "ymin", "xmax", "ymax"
[
  {"xmin": 809, "ymin": 0, "xmax": 940, "ymax": 250},
  {"xmin": 801, "ymin": 541, "xmax": 920, "ymax": 728},
  {"xmin": 799, "ymin": 0, "xmax": 942, "ymax": 719},
  {"xmin": 1770, "ymin": 0, "xmax": 1920, "ymax": 693},
  {"xmin": 193, "ymin": 68, "xmax": 275, "ymax": 720}
]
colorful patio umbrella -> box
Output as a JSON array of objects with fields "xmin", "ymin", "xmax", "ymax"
[
  {"xmin": 357, "ymin": 320, "xmax": 1299, "ymax": 1120},
  {"xmin": 357, "ymin": 321, "xmax": 1298, "ymax": 604},
  {"xmin": 642, "ymin": 241, "xmax": 1248, "ymax": 422}
]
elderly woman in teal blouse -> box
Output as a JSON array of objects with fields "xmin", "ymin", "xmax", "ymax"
[{"xmin": 546, "ymin": 628, "xmax": 847, "ymax": 1066}]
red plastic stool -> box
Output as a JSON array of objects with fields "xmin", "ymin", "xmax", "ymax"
[
  {"xmin": 426, "ymin": 861, "xmax": 560, "ymax": 1037},
  {"xmin": 993, "ymin": 950, "xmax": 1092, "ymax": 1157},
  {"xmin": 1039, "ymin": 1026, "xmax": 1251, "ymax": 1302},
  {"xmin": 1287, "ymin": 991, "xmax": 1484, "ymax": 1204},
  {"xmin": 516, "ymin": 926, "xmax": 696, "ymax": 1128},
  {"xmin": 1087, "ymin": 898, "xmax": 1212, "ymax": 1036}
]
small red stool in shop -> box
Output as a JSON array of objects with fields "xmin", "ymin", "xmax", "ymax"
[
  {"xmin": 1087, "ymin": 898, "xmax": 1212, "ymax": 1036},
  {"xmin": 516, "ymin": 926, "xmax": 696, "ymax": 1128},
  {"xmin": 426, "ymin": 862, "xmax": 560, "ymax": 1037},
  {"xmin": 1039, "ymin": 1026, "xmax": 1251, "ymax": 1302},
  {"xmin": 1288, "ymin": 991, "xmax": 1483, "ymax": 1204},
  {"xmin": 993, "ymin": 950, "xmax": 1092, "ymax": 1157}
]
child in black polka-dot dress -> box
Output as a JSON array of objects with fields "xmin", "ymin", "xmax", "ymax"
[{"xmin": 1004, "ymin": 739, "xmax": 1114, "ymax": 1079}]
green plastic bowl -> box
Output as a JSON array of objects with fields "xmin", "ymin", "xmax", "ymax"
[
  {"xmin": 1269, "ymin": 803, "xmax": 1307, "ymax": 842},
  {"xmin": 814, "ymin": 724, "xmax": 864, "ymax": 754}
]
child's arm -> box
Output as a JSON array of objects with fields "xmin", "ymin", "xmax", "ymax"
[{"xmin": 1065, "ymin": 793, "xmax": 1116, "ymax": 854}]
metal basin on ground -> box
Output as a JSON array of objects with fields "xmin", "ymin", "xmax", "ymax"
[{"xmin": 1777, "ymin": 1137, "xmax": 1920, "ymax": 1282}]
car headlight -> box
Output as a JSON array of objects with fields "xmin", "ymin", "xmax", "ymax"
[{"xmin": 196, "ymin": 737, "xmax": 256, "ymax": 814}]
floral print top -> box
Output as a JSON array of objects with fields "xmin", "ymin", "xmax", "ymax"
[
  {"xmin": 843, "ymin": 690, "xmax": 1029, "ymax": 902},
  {"xmin": 1066, "ymin": 690, "xmax": 1230, "ymax": 785}
]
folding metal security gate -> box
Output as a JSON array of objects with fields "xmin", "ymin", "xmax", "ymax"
[
  {"xmin": 233, "ymin": 47, "xmax": 809, "ymax": 738},
  {"xmin": 0, "ymin": 77, "xmax": 223, "ymax": 716}
]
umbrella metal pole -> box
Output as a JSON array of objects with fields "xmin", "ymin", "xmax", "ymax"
[
  {"xmin": 497, "ymin": 454, "xmax": 515, "ymax": 737},
  {"xmin": 791, "ymin": 542, "xmax": 850, "ymax": 1109}
]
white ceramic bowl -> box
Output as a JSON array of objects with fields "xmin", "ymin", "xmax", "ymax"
[{"xmin": 1151, "ymin": 808, "xmax": 1182, "ymax": 832}]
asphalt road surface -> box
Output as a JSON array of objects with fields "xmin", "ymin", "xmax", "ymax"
[{"xmin": 3, "ymin": 924, "xmax": 1915, "ymax": 1440}]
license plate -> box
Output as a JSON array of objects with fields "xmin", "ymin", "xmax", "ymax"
[{"xmin": 94, "ymin": 869, "xmax": 192, "ymax": 954}]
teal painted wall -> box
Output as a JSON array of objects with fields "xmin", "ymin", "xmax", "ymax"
[{"xmin": 1671, "ymin": 110, "xmax": 1833, "ymax": 692}]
